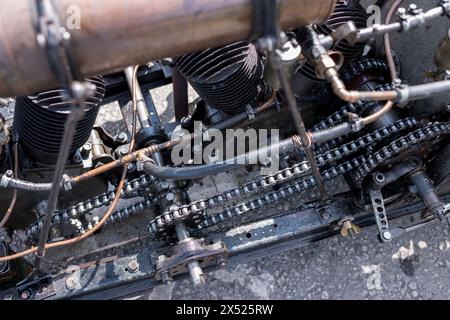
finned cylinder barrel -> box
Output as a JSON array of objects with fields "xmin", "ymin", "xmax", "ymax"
[{"xmin": 0, "ymin": 0, "xmax": 336, "ymax": 97}]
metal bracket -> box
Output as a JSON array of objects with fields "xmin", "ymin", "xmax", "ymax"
[
  {"xmin": 330, "ymin": 22, "xmax": 359, "ymax": 46},
  {"xmin": 346, "ymin": 112, "xmax": 364, "ymax": 132},
  {"xmin": 155, "ymin": 239, "xmax": 227, "ymax": 283},
  {"xmin": 372, "ymin": 158, "xmax": 422, "ymax": 188},
  {"xmin": 14, "ymin": 274, "xmax": 55, "ymax": 300},
  {"xmin": 369, "ymin": 189, "xmax": 397, "ymax": 242},
  {"xmin": 33, "ymin": 0, "xmax": 82, "ymax": 87},
  {"xmin": 368, "ymin": 159, "xmax": 425, "ymax": 242}
]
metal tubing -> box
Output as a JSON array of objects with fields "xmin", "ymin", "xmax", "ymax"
[
  {"xmin": 124, "ymin": 67, "xmax": 151, "ymax": 128},
  {"xmin": 275, "ymin": 63, "xmax": 328, "ymax": 199},
  {"xmin": 144, "ymin": 160, "xmax": 242, "ymax": 180},
  {"xmin": 397, "ymin": 80, "xmax": 450, "ymax": 102},
  {"xmin": 142, "ymin": 138, "xmax": 296, "ymax": 180},
  {"xmin": 34, "ymin": 105, "xmax": 86, "ymax": 270},
  {"xmin": 174, "ymin": 223, "xmax": 206, "ymax": 286},
  {"xmin": 312, "ymin": 122, "xmax": 352, "ymax": 145},
  {"xmin": 0, "ymin": 0, "xmax": 336, "ymax": 97},
  {"xmin": 410, "ymin": 170, "xmax": 444, "ymax": 219},
  {"xmin": 0, "ymin": 177, "xmax": 53, "ymax": 192}
]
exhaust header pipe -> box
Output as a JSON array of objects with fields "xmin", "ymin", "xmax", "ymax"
[{"xmin": 0, "ymin": 0, "xmax": 336, "ymax": 97}]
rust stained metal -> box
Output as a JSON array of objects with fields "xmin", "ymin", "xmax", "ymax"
[{"xmin": 0, "ymin": 0, "xmax": 336, "ymax": 96}]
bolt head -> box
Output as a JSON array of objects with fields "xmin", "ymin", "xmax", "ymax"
[
  {"xmin": 118, "ymin": 132, "xmax": 128, "ymax": 143},
  {"xmin": 217, "ymin": 256, "xmax": 227, "ymax": 267},
  {"xmin": 83, "ymin": 143, "xmax": 92, "ymax": 151},
  {"xmin": 397, "ymin": 7, "xmax": 407, "ymax": 17},
  {"xmin": 160, "ymin": 272, "xmax": 172, "ymax": 284},
  {"xmin": 127, "ymin": 260, "xmax": 139, "ymax": 273},
  {"xmin": 65, "ymin": 277, "xmax": 77, "ymax": 290},
  {"xmin": 382, "ymin": 230, "xmax": 392, "ymax": 240},
  {"xmin": 73, "ymin": 153, "xmax": 82, "ymax": 164},
  {"xmin": 20, "ymin": 290, "xmax": 31, "ymax": 300},
  {"xmin": 166, "ymin": 193, "xmax": 175, "ymax": 202}
]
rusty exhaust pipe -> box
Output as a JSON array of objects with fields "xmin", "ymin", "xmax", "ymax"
[{"xmin": 0, "ymin": 0, "xmax": 336, "ymax": 97}]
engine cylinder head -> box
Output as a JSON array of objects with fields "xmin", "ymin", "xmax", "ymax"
[
  {"xmin": 14, "ymin": 76, "xmax": 105, "ymax": 165},
  {"xmin": 298, "ymin": 0, "xmax": 369, "ymax": 82},
  {"xmin": 175, "ymin": 42, "xmax": 263, "ymax": 114}
]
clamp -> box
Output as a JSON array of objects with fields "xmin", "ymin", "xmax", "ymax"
[{"xmin": 33, "ymin": 0, "xmax": 82, "ymax": 87}]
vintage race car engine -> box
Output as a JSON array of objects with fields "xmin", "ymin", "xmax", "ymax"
[{"xmin": 0, "ymin": 0, "xmax": 449, "ymax": 299}]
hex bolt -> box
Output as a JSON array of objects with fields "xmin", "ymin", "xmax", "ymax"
[
  {"xmin": 382, "ymin": 230, "xmax": 392, "ymax": 241},
  {"xmin": 81, "ymin": 143, "xmax": 92, "ymax": 157},
  {"xmin": 117, "ymin": 132, "xmax": 128, "ymax": 143},
  {"xmin": 217, "ymin": 256, "xmax": 227, "ymax": 268},
  {"xmin": 20, "ymin": 289, "xmax": 31, "ymax": 300},
  {"xmin": 397, "ymin": 7, "xmax": 407, "ymax": 18},
  {"xmin": 161, "ymin": 271, "xmax": 172, "ymax": 284},
  {"xmin": 127, "ymin": 163, "xmax": 136, "ymax": 172},
  {"xmin": 127, "ymin": 260, "xmax": 139, "ymax": 273},
  {"xmin": 119, "ymin": 148, "xmax": 129, "ymax": 157},
  {"xmin": 73, "ymin": 152, "xmax": 83, "ymax": 164},
  {"xmin": 321, "ymin": 211, "xmax": 330, "ymax": 220},
  {"xmin": 165, "ymin": 192, "xmax": 175, "ymax": 202},
  {"xmin": 65, "ymin": 276, "xmax": 78, "ymax": 290}
]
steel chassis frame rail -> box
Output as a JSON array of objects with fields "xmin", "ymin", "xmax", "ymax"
[{"xmin": 2, "ymin": 191, "xmax": 447, "ymax": 300}]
